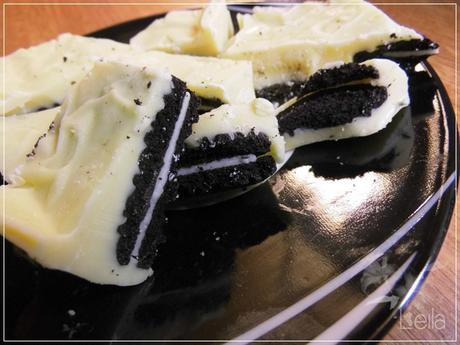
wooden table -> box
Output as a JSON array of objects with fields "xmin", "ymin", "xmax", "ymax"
[{"xmin": 2, "ymin": 0, "xmax": 458, "ymax": 342}]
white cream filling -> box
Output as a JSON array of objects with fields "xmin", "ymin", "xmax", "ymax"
[
  {"xmin": 383, "ymin": 48, "xmax": 440, "ymax": 58},
  {"xmin": 283, "ymin": 59, "xmax": 410, "ymax": 151},
  {"xmin": 131, "ymin": 92, "xmax": 191, "ymax": 261},
  {"xmin": 177, "ymin": 154, "xmax": 258, "ymax": 176}
]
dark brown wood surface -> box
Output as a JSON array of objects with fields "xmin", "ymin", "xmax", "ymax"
[{"xmin": 1, "ymin": 0, "xmax": 458, "ymax": 342}]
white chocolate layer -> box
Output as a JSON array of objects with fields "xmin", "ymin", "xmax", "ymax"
[
  {"xmin": 283, "ymin": 59, "xmax": 410, "ymax": 151},
  {"xmin": 3, "ymin": 34, "xmax": 254, "ymax": 114},
  {"xmin": 2, "ymin": 62, "xmax": 175, "ymax": 286},
  {"xmin": 114, "ymin": 50, "xmax": 255, "ymax": 105},
  {"xmin": 1, "ymin": 33, "xmax": 131, "ymax": 116},
  {"xmin": 0, "ymin": 107, "xmax": 59, "ymax": 183},
  {"xmin": 130, "ymin": 0, "xmax": 234, "ymax": 56},
  {"xmin": 186, "ymin": 98, "xmax": 285, "ymax": 162},
  {"xmin": 223, "ymin": 0, "xmax": 422, "ymax": 89}
]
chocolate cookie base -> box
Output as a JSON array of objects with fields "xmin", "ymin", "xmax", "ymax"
[
  {"xmin": 198, "ymin": 97, "xmax": 224, "ymax": 114},
  {"xmin": 116, "ymin": 76, "xmax": 199, "ymax": 269},
  {"xmin": 256, "ymin": 63, "xmax": 379, "ymax": 105},
  {"xmin": 353, "ymin": 38, "xmax": 439, "ymax": 64},
  {"xmin": 178, "ymin": 155, "xmax": 276, "ymax": 197},
  {"xmin": 180, "ymin": 131, "xmax": 271, "ymax": 167},
  {"xmin": 278, "ymin": 84, "xmax": 388, "ymax": 136}
]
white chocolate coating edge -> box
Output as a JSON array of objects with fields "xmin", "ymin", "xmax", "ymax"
[
  {"xmin": 283, "ymin": 59, "xmax": 410, "ymax": 151},
  {"xmin": 131, "ymin": 92, "xmax": 191, "ymax": 261}
]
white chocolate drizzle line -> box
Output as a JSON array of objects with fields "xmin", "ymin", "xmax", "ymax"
[
  {"xmin": 131, "ymin": 92, "xmax": 191, "ymax": 262},
  {"xmin": 177, "ymin": 154, "xmax": 258, "ymax": 176}
]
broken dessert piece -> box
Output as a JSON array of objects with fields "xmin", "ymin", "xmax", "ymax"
[
  {"xmin": 277, "ymin": 59, "xmax": 409, "ymax": 151},
  {"xmin": 2, "ymin": 34, "xmax": 253, "ymax": 116},
  {"xmin": 177, "ymin": 98, "xmax": 284, "ymax": 196},
  {"xmin": 114, "ymin": 50, "xmax": 255, "ymax": 110},
  {"xmin": 1, "ymin": 33, "xmax": 130, "ymax": 115},
  {"xmin": 130, "ymin": 0, "xmax": 234, "ymax": 56},
  {"xmin": 0, "ymin": 107, "xmax": 59, "ymax": 184},
  {"xmin": 1, "ymin": 61, "xmax": 199, "ymax": 285},
  {"xmin": 284, "ymin": 106, "xmax": 414, "ymax": 176},
  {"xmin": 222, "ymin": 0, "xmax": 437, "ymax": 98}
]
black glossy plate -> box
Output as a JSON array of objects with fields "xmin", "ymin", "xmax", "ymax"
[{"xmin": 4, "ymin": 5, "xmax": 457, "ymax": 343}]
